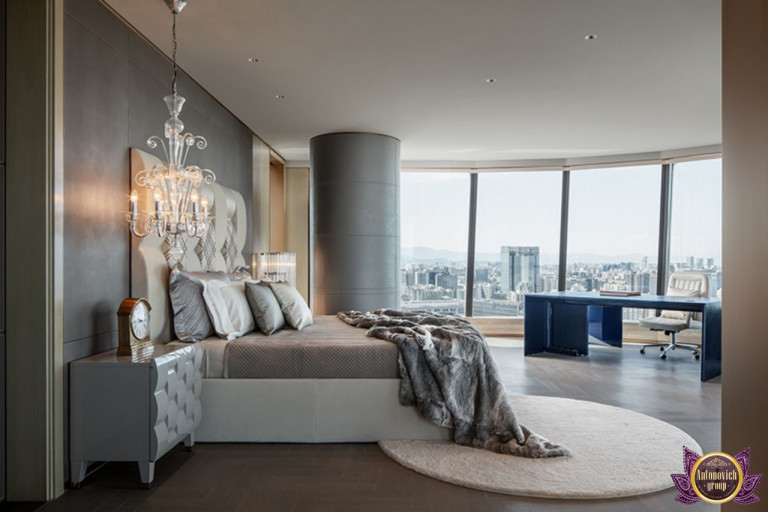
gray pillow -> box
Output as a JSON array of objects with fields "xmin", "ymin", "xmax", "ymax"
[
  {"xmin": 268, "ymin": 282, "xmax": 313, "ymax": 330},
  {"xmin": 169, "ymin": 270, "xmax": 229, "ymax": 341},
  {"xmin": 244, "ymin": 282, "xmax": 286, "ymax": 335}
]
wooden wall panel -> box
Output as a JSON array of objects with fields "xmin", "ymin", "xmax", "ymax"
[
  {"xmin": 722, "ymin": 1, "xmax": 768, "ymax": 506},
  {"xmin": 269, "ymin": 159, "xmax": 285, "ymax": 251},
  {"xmin": 285, "ymin": 167, "xmax": 310, "ymax": 304}
]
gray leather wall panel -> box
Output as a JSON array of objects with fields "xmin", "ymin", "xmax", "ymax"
[
  {"xmin": 0, "ymin": 0, "xmax": 5, "ymax": 165},
  {"xmin": 63, "ymin": 0, "xmax": 129, "ymax": 54},
  {"xmin": 62, "ymin": 0, "xmax": 255, "ymax": 480},
  {"xmin": 0, "ymin": 165, "xmax": 5, "ymax": 333},
  {"xmin": 311, "ymin": 133, "xmax": 400, "ymax": 314},
  {"xmin": 1, "ymin": 0, "xmax": 7, "ymax": 499},
  {"xmin": 63, "ymin": 12, "xmax": 131, "ymax": 345}
]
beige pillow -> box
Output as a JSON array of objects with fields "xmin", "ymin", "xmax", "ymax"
[
  {"xmin": 268, "ymin": 282, "xmax": 313, "ymax": 330},
  {"xmin": 660, "ymin": 288, "xmax": 700, "ymax": 320}
]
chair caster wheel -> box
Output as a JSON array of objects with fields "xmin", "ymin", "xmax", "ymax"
[
  {"xmin": 695, "ymin": 355, "xmax": 700, "ymax": 360},
  {"xmin": 640, "ymin": 348, "xmax": 645, "ymax": 354},
  {"xmin": 660, "ymin": 347, "xmax": 665, "ymax": 351},
  {"xmin": 661, "ymin": 354, "xmax": 667, "ymax": 360}
]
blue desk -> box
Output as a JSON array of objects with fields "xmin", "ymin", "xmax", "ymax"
[{"xmin": 524, "ymin": 292, "xmax": 722, "ymax": 382}]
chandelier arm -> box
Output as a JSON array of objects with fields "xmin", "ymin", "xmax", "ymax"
[
  {"xmin": 147, "ymin": 136, "xmax": 170, "ymax": 163},
  {"xmin": 126, "ymin": 211, "xmax": 155, "ymax": 238},
  {"xmin": 202, "ymin": 168, "xmax": 216, "ymax": 184},
  {"xmin": 160, "ymin": 178, "xmax": 173, "ymax": 217},
  {"xmin": 181, "ymin": 136, "xmax": 192, "ymax": 166},
  {"xmin": 156, "ymin": 215, "xmax": 167, "ymax": 238},
  {"xmin": 185, "ymin": 216, "xmax": 198, "ymax": 238},
  {"xmin": 179, "ymin": 180, "xmax": 192, "ymax": 219}
]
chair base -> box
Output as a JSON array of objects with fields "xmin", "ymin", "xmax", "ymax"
[{"xmin": 640, "ymin": 332, "xmax": 700, "ymax": 360}]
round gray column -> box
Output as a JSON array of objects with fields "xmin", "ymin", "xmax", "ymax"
[{"xmin": 310, "ymin": 132, "xmax": 400, "ymax": 314}]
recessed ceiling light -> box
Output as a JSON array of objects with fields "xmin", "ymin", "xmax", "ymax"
[
  {"xmin": 585, "ymin": 34, "xmax": 597, "ymax": 41},
  {"xmin": 275, "ymin": 94, "xmax": 285, "ymax": 99},
  {"xmin": 486, "ymin": 78, "xmax": 496, "ymax": 84},
  {"xmin": 247, "ymin": 57, "xmax": 259, "ymax": 63}
]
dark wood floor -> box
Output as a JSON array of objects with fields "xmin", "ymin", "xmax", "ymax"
[{"xmin": 30, "ymin": 340, "xmax": 720, "ymax": 511}]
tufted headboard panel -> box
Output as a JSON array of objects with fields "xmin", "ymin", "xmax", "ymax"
[{"xmin": 130, "ymin": 148, "xmax": 248, "ymax": 343}]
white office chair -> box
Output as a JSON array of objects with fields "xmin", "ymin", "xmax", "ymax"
[{"xmin": 639, "ymin": 272, "xmax": 709, "ymax": 360}]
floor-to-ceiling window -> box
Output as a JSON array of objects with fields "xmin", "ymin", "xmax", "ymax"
[
  {"xmin": 400, "ymin": 157, "xmax": 721, "ymax": 324},
  {"xmin": 669, "ymin": 159, "xmax": 722, "ymax": 297},
  {"xmin": 565, "ymin": 164, "xmax": 662, "ymax": 320},
  {"xmin": 472, "ymin": 171, "xmax": 562, "ymax": 317},
  {"xmin": 400, "ymin": 172, "xmax": 470, "ymax": 314}
]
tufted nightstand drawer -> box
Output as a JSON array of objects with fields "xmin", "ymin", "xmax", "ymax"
[
  {"xmin": 150, "ymin": 344, "xmax": 203, "ymax": 459},
  {"xmin": 70, "ymin": 343, "xmax": 203, "ymax": 488}
]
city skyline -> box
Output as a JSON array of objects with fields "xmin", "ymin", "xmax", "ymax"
[{"xmin": 400, "ymin": 245, "xmax": 722, "ymax": 318}]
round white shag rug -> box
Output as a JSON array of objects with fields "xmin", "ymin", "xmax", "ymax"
[{"xmin": 379, "ymin": 395, "xmax": 701, "ymax": 499}]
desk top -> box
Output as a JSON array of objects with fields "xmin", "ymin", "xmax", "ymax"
[{"xmin": 526, "ymin": 291, "xmax": 721, "ymax": 311}]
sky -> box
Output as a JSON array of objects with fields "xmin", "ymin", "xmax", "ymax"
[{"xmin": 400, "ymin": 158, "xmax": 722, "ymax": 264}]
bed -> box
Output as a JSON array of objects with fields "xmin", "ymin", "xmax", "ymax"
[{"xmin": 130, "ymin": 148, "xmax": 450, "ymax": 443}]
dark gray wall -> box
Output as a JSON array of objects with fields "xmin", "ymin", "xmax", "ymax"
[
  {"xmin": 62, "ymin": 0, "xmax": 254, "ymax": 479},
  {"xmin": 1, "ymin": 0, "xmax": 5, "ymax": 501},
  {"xmin": 310, "ymin": 133, "xmax": 400, "ymax": 314}
]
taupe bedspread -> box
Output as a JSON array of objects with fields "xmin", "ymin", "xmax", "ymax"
[{"xmin": 224, "ymin": 316, "xmax": 400, "ymax": 379}]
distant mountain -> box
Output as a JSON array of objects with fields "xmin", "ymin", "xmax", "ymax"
[
  {"xmin": 401, "ymin": 246, "xmax": 651, "ymax": 265},
  {"xmin": 400, "ymin": 247, "xmax": 483, "ymax": 264}
]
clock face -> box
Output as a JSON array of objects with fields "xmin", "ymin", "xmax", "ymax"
[{"xmin": 131, "ymin": 300, "xmax": 150, "ymax": 340}]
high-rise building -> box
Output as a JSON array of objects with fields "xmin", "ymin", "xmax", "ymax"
[
  {"xmin": 474, "ymin": 267, "xmax": 489, "ymax": 283},
  {"xmin": 500, "ymin": 246, "xmax": 540, "ymax": 294}
]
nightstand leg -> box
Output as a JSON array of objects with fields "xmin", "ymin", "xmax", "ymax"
[
  {"xmin": 71, "ymin": 460, "xmax": 88, "ymax": 488},
  {"xmin": 138, "ymin": 461, "xmax": 155, "ymax": 488},
  {"xmin": 184, "ymin": 432, "xmax": 195, "ymax": 452}
]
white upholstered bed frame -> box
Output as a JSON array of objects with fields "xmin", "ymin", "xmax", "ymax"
[{"xmin": 130, "ymin": 148, "xmax": 449, "ymax": 442}]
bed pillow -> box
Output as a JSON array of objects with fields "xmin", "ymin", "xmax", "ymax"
[
  {"xmin": 268, "ymin": 282, "xmax": 313, "ymax": 330},
  {"xmin": 244, "ymin": 281, "xmax": 286, "ymax": 335},
  {"xmin": 169, "ymin": 270, "xmax": 229, "ymax": 341},
  {"xmin": 660, "ymin": 288, "xmax": 700, "ymax": 320},
  {"xmin": 202, "ymin": 279, "xmax": 256, "ymax": 340}
]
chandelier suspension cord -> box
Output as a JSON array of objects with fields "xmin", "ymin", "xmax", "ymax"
[{"xmin": 172, "ymin": 11, "xmax": 178, "ymax": 95}]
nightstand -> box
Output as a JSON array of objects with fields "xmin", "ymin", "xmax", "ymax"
[{"xmin": 70, "ymin": 343, "xmax": 203, "ymax": 488}]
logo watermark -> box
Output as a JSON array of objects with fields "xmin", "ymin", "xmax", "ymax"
[{"xmin": 672, "ymin": 446, "xmax": 762, "ymax": 505}]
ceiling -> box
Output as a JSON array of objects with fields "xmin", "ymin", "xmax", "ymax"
[{"xmin": 103, "ymin": 0, "xmax": 721, "ymax": 166}]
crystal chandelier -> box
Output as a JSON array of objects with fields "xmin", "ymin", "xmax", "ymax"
[{"xmin": 126, "ymin": 0, "xmax": 215, "ymax": 260}]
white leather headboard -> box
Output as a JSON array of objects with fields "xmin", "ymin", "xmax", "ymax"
[{"xmin": 130, "ymin": 148, "xmax": 248, "ymax": 343}]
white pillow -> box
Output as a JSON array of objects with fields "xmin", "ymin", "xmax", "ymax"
[
  {"xmin": 268, "ymin": 282, "xmax": 313, "ymax": 330},
  {"xmin": 660, "ymin": 288, "xmax": 700, "ymax": 320},
  {"xmin": 202, "ymin": 279, "xmax": 255, "ymax": 340}
]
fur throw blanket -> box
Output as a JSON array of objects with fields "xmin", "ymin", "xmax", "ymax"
[{"xmin": 337, "ymin": 309, "xmax": 570, "ymax": 458}]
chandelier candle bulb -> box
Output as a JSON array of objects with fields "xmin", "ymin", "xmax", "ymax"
[
  {"xmin": 154, "ymin": 189, "xmax": 162, "ymax": 217},
  {"xmin": 130, "ymin": 190, "xmax": 138, "ymax": 215},
  {"xmin": 191, "ymin": 189, "xmax": 199, "ymax": 214}
]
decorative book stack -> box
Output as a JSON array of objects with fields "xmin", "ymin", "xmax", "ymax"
[{"xmin": 598, "ymin": 290, "xmax": 641, "ymax": 297}]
